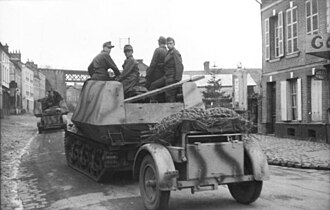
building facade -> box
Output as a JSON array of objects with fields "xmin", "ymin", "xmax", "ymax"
[
  {"xmin": 0, "ymin": 43, "xmax": 11, "ymax": 117},
  {"xmin": 26, "ymin": 61, "xmax": 46, "ymax": 101},
  {"xmin": 66, "ymin": 85, "xmax": 82, "ymax": 112},
  {"xmin": 21, "ymin": 64, "xmax": 34, "ymax": 113},
  {"xmin": 9, "ymin": 61, "xmax": 22, "ymax": 114},
  {"xmin": 260, "ymin": 0, "xmax": 330, "ymax": 142}
]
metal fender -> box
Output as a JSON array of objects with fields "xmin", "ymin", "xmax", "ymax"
[
  {"xmin": 133, "ymin": 143, "xmax": 178, "ymax": 190},
  {"xmin": 243, "ymin": 135, "xmax": 270, "ymax": 181}
]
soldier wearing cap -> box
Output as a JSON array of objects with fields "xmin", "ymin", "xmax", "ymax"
[
  {"xmin": 146, "ymin": 36, "xmax": 168, "ymax": 91},
  {"xmin": 118, "ymin": 44, "xmax": 140, "ymax": 97},
  {"xmin": 87, "ymin": 41, "xmax": 121, "ymax": 80}
]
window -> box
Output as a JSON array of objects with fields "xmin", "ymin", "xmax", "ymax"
[
  {"xmin": 275, "ymin": 12, "xmax": 284, "ymax": 57},
  {"xmin": 280, "ymin": 79, "xmax": 302, "ymax": 121},
  {"xmin": 290, "ymin": 79, "xmax": 298, "ymax": 120},
  {"xmin": 306, "ymin": 0, "xmax": 319, "ymax": 35},
  {"xmin": 286, "ymin": 6, "xmax": 298, "ymax": 54},
  {"xmin": 265, "ymin": 11, "xmax": 284, "ymax": 61}
]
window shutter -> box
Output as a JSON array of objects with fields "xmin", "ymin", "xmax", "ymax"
[
  {"xmin": 297, "ymin": 78, "xmax": 302, "ymax": 121},
  {"xmin": 265, "ymin": 18, "xmax": 270, "ymax": 60},
  {"xmin": 278, "ymin": 12, "xmax": 284, "ymax": 56},
  {"xmin": 281, "ymin": 81, "xmax": 288, "ymax": 121},
  {"xmin": 311, "ymin": 78, "xmax": 322, "ymax": 121}
]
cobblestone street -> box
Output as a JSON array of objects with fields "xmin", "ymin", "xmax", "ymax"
[
  {"xmin": 1, "ymin": 114, "xmax": 38, "ymax": 210},
  {"xmin": 1, "ymin": 114, "xmax": 330, "ymax": 209}
]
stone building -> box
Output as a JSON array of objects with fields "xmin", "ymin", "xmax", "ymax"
[
  {"xmin": 260, "ymin": 0, "xmax": 330, "ymax": 142},
  {"xmin": 38, "ymin": 68, "xmax": 66, "ymax": 99},
  {"xmin": 9, "ymin": 61, "xmax": 22, "ymax": 114},
  {"xmin": 21, "ymin": 63, "xmax": 34, "ymax": 113},
  {"xmin": 66, "ymin": 85, "xmax": 82, "ymax": 112},
  {"xmin": 26, "ymin": 61, "xmax": 46, "ymax": 101},
  {"xmin": 0, "ymin": 43, "xmax": 11, "ymax": 117}
]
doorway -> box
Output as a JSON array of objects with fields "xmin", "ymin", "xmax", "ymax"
[{"xmin": 267, "ymin": 82, "xmax": 276, "ymax": 134}]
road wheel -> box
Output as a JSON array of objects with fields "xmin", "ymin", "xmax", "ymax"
[
  {"xmin": 228, "ymin": 154, "xmax": 263, "ymax": 204},
  {"xmin": 139, "ymin": 155, "xmax": 170, "ymax": 210}
]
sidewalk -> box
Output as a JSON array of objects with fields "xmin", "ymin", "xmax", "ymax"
[{"xmin": 255, "ymin": 134, "xmax": 330, "ymax": 170}]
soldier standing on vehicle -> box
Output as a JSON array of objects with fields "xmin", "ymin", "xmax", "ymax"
[
  {"xmin": 163, "ymin": 37, "xmax": 184, "ymax": 102},
  {"xmin": 146, "ymin": 36, "xmax": 167, "ymax": 90},
  {"xmin": 118, "ymin": 44, "xmax": 140, "ymax": 98},
  {"xmin": 88, "ymin": 41, "xmax": 121, "ymax": 80}
]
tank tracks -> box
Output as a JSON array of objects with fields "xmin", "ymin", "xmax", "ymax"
[{"xmin": 64, "ymin": 132, "xmax": 121, "ymax": 182}]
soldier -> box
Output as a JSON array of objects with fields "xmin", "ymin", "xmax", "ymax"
[
  {"xmin": 118, "ymin": 44, "xmax": 140, "ymax": 98},
  {"xmin": 88, "ymin": 41, "xmax": 121, "ymax": 80},
  {"xmin": 146, "ymin": 36, "xmax": 168, "ymax": 90},
  {"xmin": 163, "ymin": 37, "xmax": 184, "ymax": 102}
]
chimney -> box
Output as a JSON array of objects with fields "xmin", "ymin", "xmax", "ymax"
[
  {"xmin": 3, "ymin": 44, "xmax": 9, "ymax": 53},
  {"xmin": 26, "ymin": 61, "xmax": 38, "ymax": 70},
  {"xmin": 10, "ymin": 50, "xmax": 21, "ymax": 62},
  {"xmin": 203, "ymin": 61, "xmax": 210, "ymax": 71}
]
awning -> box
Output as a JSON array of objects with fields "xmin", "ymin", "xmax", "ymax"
[{"xmin": 305, "ymin": 33, "xmax": 330, "ymax": 60}]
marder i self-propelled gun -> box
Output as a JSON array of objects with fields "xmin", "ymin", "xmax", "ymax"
[{"xmin": 64, "ymin": 76, "xmax": 269, "ymax": 210}]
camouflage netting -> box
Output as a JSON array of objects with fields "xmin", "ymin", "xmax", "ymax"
[{"xmin": 148, "ymin": 107, "xmax": 254, "ymax": 144}]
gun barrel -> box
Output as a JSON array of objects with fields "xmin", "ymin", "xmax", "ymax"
[{"xmin": 124, "ymin": 75, "xmax": 204, "ymax": 103}]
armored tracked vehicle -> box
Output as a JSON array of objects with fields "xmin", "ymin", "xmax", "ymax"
[
  {"xmin": 34, "ymin": 99, "xmax": 68, "ymax": 133},
  {"xmin": 64, "ymin": 77, "xmax": 269, "ymax": 210}
]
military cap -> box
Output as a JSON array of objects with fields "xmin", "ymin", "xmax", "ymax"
[
  {"xmin": 166, "ymin": 37, "xmax": 175, "ymax": 43},
  {"xmin": 158, "ymin": 36, "xmax": 166, "ymax": 44},
  {"xmin": 103, "ymin": 41, "xmax": 115, "ymax": 48},
  {"xmin": 123, "ymin": 44, "xmax": 133, "ymax": 52}
]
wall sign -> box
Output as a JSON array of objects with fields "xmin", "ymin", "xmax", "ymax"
[{"xmin": 314, "ymin": 68, "xmax": 328, "ymax": 80}]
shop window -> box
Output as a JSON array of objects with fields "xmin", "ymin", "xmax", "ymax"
[
  {"xmin": 306, "ymin": 0, "xmax": 319, "ymax": 35},
  {"xmin": 286, "ymin": 6, "xmax": 298, "ymax": 54}
]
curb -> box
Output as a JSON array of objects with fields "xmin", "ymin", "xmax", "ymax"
[{"xmin": 267, "ymin": 159, "xmax": 330, "ymax": 170}]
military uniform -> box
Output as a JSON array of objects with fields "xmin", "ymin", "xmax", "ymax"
[
  {"xmin": 146, "ymin": 45, "xmax": 167, "ymax": 89},
  {"xmin": 88, "ymin": 41, "xmax": 121, "ymax": 81},
  {"xmin": 118, "ymin": 45, "xmax": 140, "ymax": 97},
  {"xmin": 163, "ymin": 48, "xmax": 184, "ymax": 102}
]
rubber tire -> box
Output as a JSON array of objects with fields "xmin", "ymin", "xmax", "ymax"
[
  {"xmin": 228, "ymin": 180, "xmax": 263, "ymax": 204},
  {"xmin": 139, "ymin": 155, "xmax": 170, "ymax": 210},
  {"xmin": 228, "ymin": 154, "xmax": 263, "ymax": 204}
]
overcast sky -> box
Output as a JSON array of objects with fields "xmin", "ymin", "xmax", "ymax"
[{"xmin": 0, "ymin": 0, "xmax": 262, "ymax": 71}]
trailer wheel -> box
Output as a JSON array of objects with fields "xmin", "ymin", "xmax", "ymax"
[
  {"xmin": 228, "ymin": 180, "xmax": 262, "ymax": 204},
  {"xmin": 228, "ymin": 154, "xmax": 262, "ymax": 204},
  {"xmin": 139, "ymin": 155, "xmax": 170, "ymax": 210}
]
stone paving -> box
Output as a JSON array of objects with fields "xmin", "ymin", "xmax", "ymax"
[
  {"xmin": 1, "ymin": 114, "xmax": 330, "ymax": 209},
  {"xmin": 17, "ymin": 166, "xmax": 48, "ymax": 210},
  {"xmin": 254, "ymin": 134, "xmax": 330, "ymax": 170}
]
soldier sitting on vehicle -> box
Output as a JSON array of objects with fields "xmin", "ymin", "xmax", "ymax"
[{"xmin": 38, "ymin": 89, "xmax": 63, "ymax": 111}]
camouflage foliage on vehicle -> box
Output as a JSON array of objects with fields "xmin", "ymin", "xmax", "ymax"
[{"xmin": 149, "ymin": 107, "xmax": 254, "ymax": 143}]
